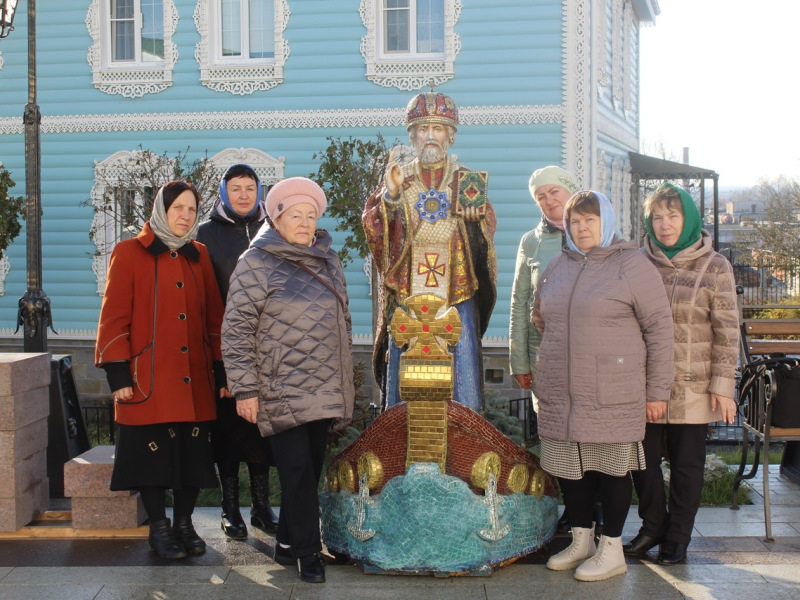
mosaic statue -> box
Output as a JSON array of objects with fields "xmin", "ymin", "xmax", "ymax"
[
  {"xmin": 321, "ymin": 113, "xmax": 556, "ymax": 574},
  {"xmin": 362, "ymin": 90, "xmax": 497, "ymax": 411}
]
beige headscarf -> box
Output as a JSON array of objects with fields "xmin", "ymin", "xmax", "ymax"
[{"xmin": 148, "ymin": 182, "xmax": 201, "ymax": 250}]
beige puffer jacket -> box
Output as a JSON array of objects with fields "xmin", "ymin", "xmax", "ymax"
[
  {"xmin": 642, "ymin": 230, "xmax": 739, "ymax": 424},
  {"xmin": 532, "ymin": 238, "xmax": 674, "ymax": 444}
]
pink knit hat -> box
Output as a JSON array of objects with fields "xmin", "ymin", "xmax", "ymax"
[{"xmin": 266, "ymin": 177, "xmax": 327, "ymax": 222}]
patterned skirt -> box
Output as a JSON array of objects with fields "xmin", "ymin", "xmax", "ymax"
[
  {"xmin": 110, "ymin": 421, "xmax": 218, "ymax": 491},
  {"xmin": 540, "ymin": 436, "xmax": 646, "ymax": 481}
]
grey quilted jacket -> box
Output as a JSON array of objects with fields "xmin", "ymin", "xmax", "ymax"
[
  {"xmin": 532, "ymin": 238, "xmax": 674, "ymax": 444},
  {"xmin": 222, "ymin": 226, "xmax": 354, "ymax": 436}
]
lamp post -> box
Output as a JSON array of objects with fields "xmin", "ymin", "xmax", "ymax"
[{"xmin": 1, "ymin": 0, "xmax": 51, "ymax": 352}]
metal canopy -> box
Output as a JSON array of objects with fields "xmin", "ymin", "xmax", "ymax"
[{"xmin": 628, "ymin": 151, "xmax": 720, "ymax": 249}]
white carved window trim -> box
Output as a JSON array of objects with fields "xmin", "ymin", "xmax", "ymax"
[
  {"xmin": 611, "ymin": 0, "xmax": 623, "ymax": 108},
  {"xmin": 623, "ymin": 1, "xmax": 633, "ymax": 114},
  {"xmin": 359, "ymin": 0, "xmax": 462, "ymax": 91},
  {"xmin": 91, "ymin": 148, "xmax": 285, "ymax": 295},
  {"xmin": 194, "ymin": 0, "xmax": 290, "ymax": 96},
  {"xmin": 207, "ymin": 147, "xmax": 285, "ymax": 188},
  {"xmin": 0, "ymin": 50, "xmax": 4, "ymax": 72},
  {"xmin": 595, "ymin": 0, "xmax": 609, "ymax": 98},
  {"xmin": 86, "ymin": 0, "xmax": 179, "ymax": 98}
]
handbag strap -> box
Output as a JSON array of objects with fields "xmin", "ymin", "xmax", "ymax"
[{"xmin": 290, "ymin": 260, "xmax": 347, "ymax": 312}]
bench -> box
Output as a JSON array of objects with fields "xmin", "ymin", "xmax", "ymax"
[{"xmin": 731, "ymin": 293, "xmax": 800, "ymax": 541}]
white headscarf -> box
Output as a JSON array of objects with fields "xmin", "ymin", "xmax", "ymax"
[{"xmin": 148, "ymin": 183, "xmax": 201, "ymax": 250}]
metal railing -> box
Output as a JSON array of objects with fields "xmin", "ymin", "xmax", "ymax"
[{"xmin": 82, "ymin": 400, "xmax": 115, "ymax": 446}]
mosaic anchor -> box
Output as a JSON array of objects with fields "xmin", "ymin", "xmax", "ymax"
[{"xmin": 321, "ymin": 293, "xmax": 559, "ymax": 576}]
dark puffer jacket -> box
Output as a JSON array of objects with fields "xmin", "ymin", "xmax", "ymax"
[
  {"xmin": 222, "ymin": 226, "xmax": 354, "ymax": 436},
  {"xmin": 197, "ymin": 199, "xmax": 267, "ymax": 301},
  {"xmin": 532, "ymin": 238, "xmax": 674, "ymax": 444}
]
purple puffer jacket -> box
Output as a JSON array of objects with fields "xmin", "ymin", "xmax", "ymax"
[{"xmin": 532, "ymin": 237, "xmax": 674, "ymax": 444}]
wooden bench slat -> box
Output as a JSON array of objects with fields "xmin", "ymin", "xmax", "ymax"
[
  {"xmin": 747, "ymin": 341, "xmax": 800, "ymax": 354},
  {"xmin": 745, "ymin": 319, "xmax": 800, "ymax": 335}
]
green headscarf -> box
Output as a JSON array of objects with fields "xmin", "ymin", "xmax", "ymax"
[{"xmin": 645, "ymin": 182, "xmax": 702, "ymax": 259}]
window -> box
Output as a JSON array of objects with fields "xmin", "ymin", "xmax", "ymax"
[
  {"xmin": 218, "ymin": 0, "xmax": 275, "ymax": 60},
  {"xmin": 360, "ymin": 0, "xmax": 461, "ymax": 91},
  {"xmin": 109, "ymin": 0, "xmax": 165, "ymax": 63},
  {"xmin": 382, "ymin": 0, "xmax": 444, "ymax": 55},
  {"xmin": 86, "ymin": 0, "xmax": 178, "ymax": 97},
  {"xmin": 195, "ymin": 0, "xmax": 290, "ymax": 95}
]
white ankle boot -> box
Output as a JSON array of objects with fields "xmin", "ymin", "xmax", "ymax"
[
  {"xmin": 574, "ymin": 534, "xmax": 627, "ymax": 581},
  {"xmin": 546, "ymin": 526, "xmax": 597, "ymax": 571}
]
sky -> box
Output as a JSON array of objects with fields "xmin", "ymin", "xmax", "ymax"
[{"xmin": 639, "ymin": 0, "xmax": 800, "ymax": 188}]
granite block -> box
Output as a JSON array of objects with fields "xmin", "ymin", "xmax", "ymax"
[
  {"xmin": 64, "ymin": 446, "xmax": 129, "ymax": 498},
  {"xmin": 0, "ymin": 418, "xmax": 48, "ymax": 465},
  {"xmin": 0, "ymin": 387, "xmax": 50, "ymax": 431},
  {"xmin": 0, "ymin": 353, "xmax": 51, "ymax": 397},
  {"xmin": 0, "ymin": 449, "xmax": 47, "ymax": 499},
  {"xmin": 0, "ymin": 477, "xmax": 48, "ymax": 531},
  {"xmin": 70, "ymin": 493, "xmax": 146, "ymax": 529}
]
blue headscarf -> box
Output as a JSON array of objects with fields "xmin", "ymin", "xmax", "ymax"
[
  {"xmin": 564, "ymin": 191, "xmax": 616, "ymax": 255},
  {"xmin": 218, "ymin": 163, "xmax": 262, "ymax": 218}
]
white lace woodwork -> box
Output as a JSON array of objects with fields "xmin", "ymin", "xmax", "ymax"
[
  {"xmin": 563, "ymin": 0, "xmax": 591, "ymax": 188},
  {"xmin": 611, "ymin": 0, "xmax": 623, "ymax": 109},
  {"xmin": 595, "ymin": 0, "xmax": 609, "ymax": 98},
  {"xmin": 193, "ymin": 0, "xmax": 290, "ymax": 95},
  {"xmin": 86, "ymin": 0, "xmax": 179, "ymax": 98},
  {"xmin": 208, "ymin": 147, "xmax": 285, "ymax": 186},
  {"xmin": 0, "ymin": 51, "xmax": 4, "ymax": 72},
  {"xmin": 90, "ymin": 148, "xmax": 285, "ymax": 295},
  {"xmin": 622, "ymin": 2, "xmax": 634, "ymax": 114},
  {"xmin": 0, "ymin": 104, "xmax": 564, "ymax": 135},
  {"xmin": 359, "ymin": 0, "xmax": 462, "ymax": 91}
]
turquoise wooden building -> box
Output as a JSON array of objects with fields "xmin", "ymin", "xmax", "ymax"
[{"xmin": 0, "ymin": 0, "xmax": 660, "ymax": 402}]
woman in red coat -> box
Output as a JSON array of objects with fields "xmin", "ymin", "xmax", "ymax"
[{"xmin": 95, "ymin": 181, "xmax": 226, "ymax": 559}]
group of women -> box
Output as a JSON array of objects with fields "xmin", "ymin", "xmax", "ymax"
[
  {"xmin": 95, "ymin": 162, "xmax": 738, "ymax": 585},
  {"xmin": 511, "ymin": 168, "xmax": 739, "ymax": 581},
  {"xmin": 95, "ymin": 176, "xmax": 353, "ymax": 583}
]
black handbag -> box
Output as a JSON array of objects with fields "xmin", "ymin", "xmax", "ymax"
[{"xmin": 771, "ymin": 360, "xmax": 800, "ymax": 428}]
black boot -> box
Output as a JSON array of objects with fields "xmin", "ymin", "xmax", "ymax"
[
  {"xmin": 148, "ymin": 518, "xmax": 188, "ymax": 560},
  {"xmin": 172, "ymin": 515, "xmax": 206, "ymax": 555},
  {"xmin": 220, "ymin": 476, "xmax": 247, "ymax": 539},
  {"xmin": 250, "ymin": 473, "xmax": 279, "ymax": 533}
]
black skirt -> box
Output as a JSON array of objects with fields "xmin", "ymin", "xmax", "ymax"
[
  {"xmin": 212, "ymin": 397, "xmax": 272, "ymax": 466},
  {"xmin": 110, "ymin": 421, "xmax": 218, "ymax": 491}
]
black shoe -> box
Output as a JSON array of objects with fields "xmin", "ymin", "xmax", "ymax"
[
  {"xmin": 148, "ymin": 518, "xmax": 188, "ymax": 560},
  {"xmin": 622, "ymin": 533, "xmax": 663, "ymax": 557},
  {"xmin": 298, "ymin": 553, "xmax": 326, "ymax": 583},
  {"xmin": 220, "ymin": 476, "xmax": 248, "ymax": 539},
  {"xmin": 273, "ymin": 544, "xmax": 295, "ymax": 566},
  {"xmin": 250, "ymin": 473, "xmax": 279, "ymax": 533},
  {"xmin": 657, "ymin": 542, "xmax": 688, "ymax": 565},
  {"xmin": 172, "ymin": 516, "xmax": 206, "ymax": 555}
]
